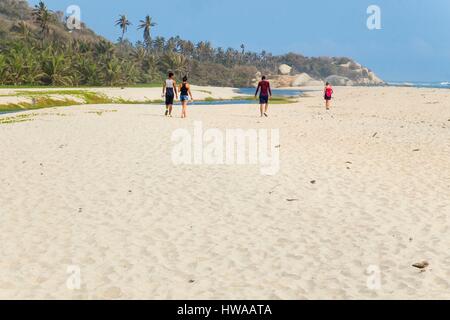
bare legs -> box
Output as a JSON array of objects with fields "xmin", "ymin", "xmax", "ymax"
[
  {"xmin": 260, "ymin": 103, "xmax": 269, "ymax": 117},
  {"xmin": 181, "ymin": 101, "xmax": 188, "ymax": 118},
  {"xmin": 165, "ymin": 104, "xmax": 173, "ymax": 117},
  {"xmin": 325, "ymin": 100, "xmax": 331, "ymax": 110}
]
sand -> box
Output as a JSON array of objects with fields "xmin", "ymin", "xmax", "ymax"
[{"xmin": 0, "ymin": 86, "xmax": 449, "ymax": 299}]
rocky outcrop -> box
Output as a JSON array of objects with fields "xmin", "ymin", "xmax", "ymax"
[
  {"xmin": 325, "ymin": 75, "xmax": 354, "ymax": 86},
  {"xmin": 291, "ymin": 73, "xmax": 312, "ymax": 86},
  {"xmin": 335, "ymin": 61, "xmax": 385, "ymax": 85},
  {"xmin": 292, "ymin": 73, "xmax": 323, "ymax": 87},
  {"xmin": 278, "ymin": 64, "xmax": 292, "ymax": 75},
  {"xmin": 255, "ymin": 62, "xmax": 384, "ymax": 88}
]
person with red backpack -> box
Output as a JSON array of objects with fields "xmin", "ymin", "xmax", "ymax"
[{"xmin": 324, "ymin": 82, "xmax": 334, "ymax": 110}]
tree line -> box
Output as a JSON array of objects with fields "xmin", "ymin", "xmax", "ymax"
[{"xmin": 0, "ymin": 1, "xmax": 355, "ymax": 87}]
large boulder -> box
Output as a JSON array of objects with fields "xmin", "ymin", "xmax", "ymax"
[
  {"xmin": 368, "ymin": 71, "xmax": 384, "ymax": 85},
  {"xmin": 305, "ymin": 80, "xmax": 325, "ymax": 87},
  {"xmin": 325, "ymin": 75, "xmax": 354, "ymax": 86},
  {"xmin": 292, "ymin": 73, "xmax": 313, "ymax": 86},
  {"xmin": 291, "ymin": 73, "xmax": 324, "ymax": 87},
  {"xmin": 278, "ymin": 64, "xmax": 292, "ymax": 75},
  {"xmin": 272, "ymin": 75, "xmax": 295, "ymax": 88}
]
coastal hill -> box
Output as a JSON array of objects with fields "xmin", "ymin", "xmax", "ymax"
[
  {"xmin": 0, "ymin": 0, "xmax": 103, "ymax": 43},
  {"xmin": 0, "ymin": 0, "xmax": 384, "ymax": 87}
]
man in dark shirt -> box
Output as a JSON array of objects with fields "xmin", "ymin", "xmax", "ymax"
[{"xmin": 255, "ymin": 76, "xmax": 272, "ymax": 117}]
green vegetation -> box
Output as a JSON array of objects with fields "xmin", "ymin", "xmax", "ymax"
[
  {"xmin": 197, "ymin": 89, "xmax": 213, "ymax": 95},
  {"xmin": 0, "ymin": 90, "xmax": 114, "ymax": 112},
  {"xmin": 81, "ymin": 92, "xmax": 114, "ymax": 104},
  {"xmin": 0, "ymin": 1, "xmax": 366, "ymax": 89},
  {"xmin": 231, "ymin": 95, "xmax": 297, "ymax": 104},
  {"xmin": 0, "ymin": 90, "xmax": 176, "ymax": 113},
  {"xmin": 0, "ymin": 96, "xmax": 80, "ymax": 112},
  {"xmin": 14, "ymin": 89, "xmax": 89, "ymax": 96},
  {"xmin": 17, "ymin": 90, "xmax": 112, "ymax": 103},
  {"xmin": 0, "ymin": 113, "xmax": 35, "ymax": 124},
  {"xmin": 269, "ymin": 96, "xmax": 298, "ymax": 104},
  {"xmin": 87, "ymin": 110, "xmax": 118, "ymax": 116}
]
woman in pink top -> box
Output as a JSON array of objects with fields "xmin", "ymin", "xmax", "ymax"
[{"xmin": 324, "ymin": 82, "xmax": 334, "ymax": 110}]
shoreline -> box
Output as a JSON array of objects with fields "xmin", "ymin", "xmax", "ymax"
[
  {"xmin": 1, "ymin": 84, "xmax": 448, "ymax": 115},
  {"xmin": 0, "ymin": 86, "xmax": 301, "ymax": 114}
]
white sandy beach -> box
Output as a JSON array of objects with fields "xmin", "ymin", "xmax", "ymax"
[{"xmin": 0, "ymin": 86, "xmax": 449, "ymax": 299}]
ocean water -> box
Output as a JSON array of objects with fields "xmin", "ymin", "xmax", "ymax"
[
  {"xmin": 167, "ymin": 88, "xmax": 305, "ymax": 106},
  {"xmin": 175, "ymin": 99, "xmax": 254, "ymax": 106},
  {"xmin": 0, "ymin": 110, "xmax": 19, "ymax": 115},
  {"xmin": 387, "ymin": 81, "xmax": 450, "ymax": 89}
]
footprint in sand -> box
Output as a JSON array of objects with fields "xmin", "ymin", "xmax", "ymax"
[{"xmin": 102, "ymin": 286, "xmax": 123, "ymax": 299}]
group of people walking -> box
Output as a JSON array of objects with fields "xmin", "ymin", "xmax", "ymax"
[{"xmin": 162, "ymin": 72, "xmax": 334, "ymax": 118}]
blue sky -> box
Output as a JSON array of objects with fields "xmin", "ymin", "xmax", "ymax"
[{"xmin": 29, "ymin": 0, "xmax": 450, "ymax": 82}]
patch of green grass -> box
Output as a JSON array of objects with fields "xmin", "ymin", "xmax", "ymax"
[
  {"xmin": 114, "ymin": 98, "xmax": 156, "ymax": 104},
  {"xmin": 19, "ymin": 90, "xmax": 114, "ymax": 104},
  {"xmin": 15, "ymin": 90, "xmax": 89, "ymax": 96},
  {"xmin": 0, "ymin": 103, "xmax": 24, "ymax": 112},
  {"xmin": 0, "ymin": 113, "xmax": 36, "ymax": 124},
  {"xmin": 0, "ymin": 97, "xmax": 80, "ymax": 112},
  {"xmin": 232, "ymin": 95, "xmax": 297, "ymax": 104},
  {"xmin": 0, "ymin": 83, "xmax": 163, "ymax": 89},
  {"xmin": 87, "ymin": 110, "xmax": 118, "ymax": 116},
  {"xmin": 204, "ymin": 96, "xmax": 215, "ymax": 101},
  {"xmin": 198, "ymin": 89, "xmax": 213, "ymax": 95},
  {"xmin": 269, "ymin": 96, "xmax": 298, "ymax": 104},
  {"xmin": 82, "ymin": 92, "xmax": 114, "ymax": 104},
  {"xmin": 126, "ymin": 83, "xmax": 163, "ymax": 88},
  {"xmin": 0, "ymin": 85, "xmax": 66, "ymax": 89},
  {"xmin": 149, "ymin": 99, "xmax": 164, "ymax": 104}
]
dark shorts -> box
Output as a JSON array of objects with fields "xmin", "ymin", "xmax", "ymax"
[
  {"xmin": 180, "ymin": 95, "xmax": 190, "ymax": 102},
  {"xmin": 324, "ymin": 95, "xmax": 332, "ymax": 101},
  {"xmin": 165, "ymin": 88, "xmax": 174, "ymax": 105},
  {"xmin": 259, "ymin": 95, "xmax": 269, "ymax": 104}
]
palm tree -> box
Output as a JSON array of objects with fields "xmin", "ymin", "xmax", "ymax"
[
  {"xmin": 77, "ymin": 57, "xmax": 100, "ymax": 86},
  {"xmin": 141, "ymin": 54, "xmax": 160, "ymax": 83},
  {"xmin": 153, "ymin": 36, "xmax": 165, "ymax": 54},
  {"xmin": 121, "ymin": 61, "xmax": 139, "ymax": 85},
  {"xmin": 32, "ymin": 1, "xmax": 53, "ymax": 39},
  {"xmin": 196, "ymin": 41, "xmax": 213, "ymax": 62},
  {"xmin": 5, "ymin": 48, "xmax": 28, "ymax": 85},
  {"xmin": 132, "ymin": 47, "xmax": 148, "ymax": 61},
  {"xmin": 240, "ymin": 44, "xmax": 245, "ymax": 55},
  {"xmin": 0, "ymin": 54, "xmax": 7, "ymax": 85},
  {"xmin": 115, "ymin": 15, "xmax": 132, "ymax": 43},
  {"xmin": 102, "ymin": 58, "xmax": 122, "ymax": 86},
  {"xmin": 160, "ymin": 53, "xmax": 189, "ymax": 78},
  {"xmin": 42, "ymin": 53, "xmax": 73, "ymax": 86},
  {"xmin": 138, "ymin": 15, "xmax": 156, "ymax": 49},
  {"xmin": 95, "ymin": 40, "xmax": 115, "ymax": 58},
  {"xmin": 165, "ymin": 37, "xmax": 178, "ymax": 53},
  {"xmin": 179, "ymin": 40, "xmax": 195, "ymax": 58}
]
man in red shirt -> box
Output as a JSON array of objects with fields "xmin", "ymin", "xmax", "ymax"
[{"xmin": 255, "ymin": 76, "xmax": 272, "ymax": 117}]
